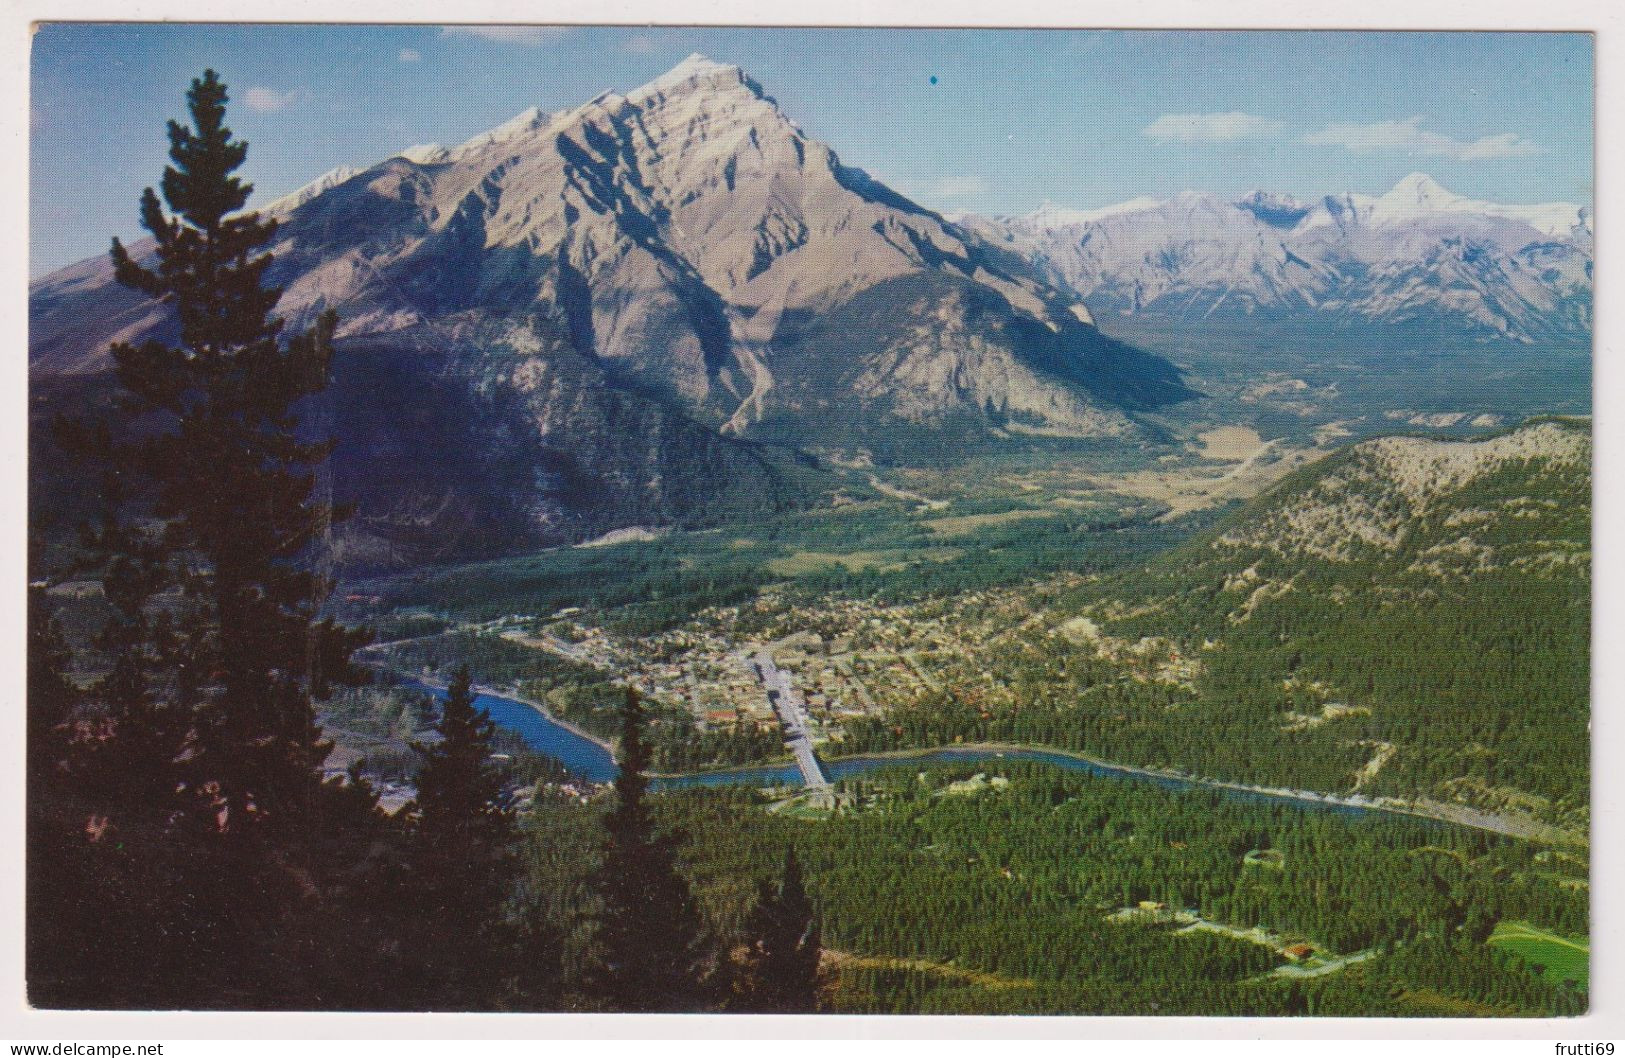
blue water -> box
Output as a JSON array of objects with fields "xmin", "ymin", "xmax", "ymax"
[
  {"xmin": 407, "ymin": 681, "xmax": 618, "ymax": 782},
  {"xmin": 411, "ymin": 682, "xmax": 1403, "ymax": 824}
]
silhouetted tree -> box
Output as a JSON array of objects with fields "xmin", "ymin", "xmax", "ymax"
[
  {"xmin": 33, "ymin": 70, "xmax": 371, "ymax": 1008},
  {"xmin": 399, "ymin": 667, "xmax": 556, "ymax": 1009},
  {"xmin": 585, "ymin": 686, "xmax": 715, "ymax": 1011},
  {"xmin": 25, "ymin": 587, "xmax": 92, "ymax": 1005},
  {"xmin": 735, "ymin": 844, "xmax": 822, "ymax": 1013},
  {"xmin": 105, "ymin": 66, "xmax": 369, "ymax": 843}
]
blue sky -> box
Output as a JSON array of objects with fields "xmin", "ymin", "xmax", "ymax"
[{"xmin": 30, "ymin": 25, "xmax": 1593, "ymax": 277}]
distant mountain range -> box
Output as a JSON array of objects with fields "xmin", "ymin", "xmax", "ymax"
[
  {"xmin": 27, "ymin": 55, "xmax": 1592, "ymax": 563},
  {"xmin": 956, "ymin": 173, "xmax": 1591, "ymax": 343}
]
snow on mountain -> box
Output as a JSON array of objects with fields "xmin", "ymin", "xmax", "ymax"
[
  {"xmin": 260, "ymin": 163, "xmax": 362, "ymax": 215},
  {"xmin": 1024, "ymin": 197, "xmax": 1164, "ymax": 230},
  {"xmin": 1370, "ymin": 172, "xmax": 1585, "ymax": 237},
  {"xmin": 964, "ymin": 175, "xmax": 1590, "ymax": 342},
  {"xmin": 29, "ymin": 54, "xmax": 1192, "ymax": 557},
  {"xmin": 445, "ymin": 104, "xmax": 552, "ymax": 160},
  {"xmin": 397, "ymin": 143, "xmax": 449, "ymax": 165},
  {"xmin": 626, "ymin": 51, "xmax": 744, "ymax": 101}
]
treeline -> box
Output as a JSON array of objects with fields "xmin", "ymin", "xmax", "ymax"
[
  {"xmin": 353, "ymin": 535, "xmax": 777, "ymax": 636},
  {"xmin": 1090, "ymin": 445, "xmax": 1590, "ymax": 810},
  {"xmin": 345, "ymin": 466, "xmax": 1207, "ymax": 642},
  {"xmin": 794, "ymin": 511, "xmax": 1211, "ymax": 607}
]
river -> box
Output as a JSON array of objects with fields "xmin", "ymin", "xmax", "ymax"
[
  {"xmin": 409, "ymin": 681, "xmax": 1421, "ymax": 825},
  {"xmin": 407, "ymin": 680, "xmax": 618, "ymax": 782}
]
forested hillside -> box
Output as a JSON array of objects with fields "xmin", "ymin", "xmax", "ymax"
[
  {"xmin": 522, "ymin": 764, "xmax": 1589, "ymax": 1016},
  {"xmin": 837, "ymin": 419, "xmax": 1590, "ymax": 828}
]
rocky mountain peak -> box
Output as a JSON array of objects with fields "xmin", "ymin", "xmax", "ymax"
[
  {"xmin": 1386, "ymin": 171, "xmax": 1452, "ymax": 203},
  {"xmin": 261, "ymin": 163, "xmax": 362, "ymax": 215},
  {"xmin": 1021, "ymin": 196, "xmax": 1163, "ymax": 229},
  {"xmin": 1372, "ymin": 172, "xmax": 1461, "ymax": 221},
  {"xmin": 960, "ymin": 172, "xmax": 1590, "ymax": 342},
  {"xmin": 33, "ymin": 52, "xmax": 1185, "ymax": 448},
  {"xmin": 1235, "ymin": 190, "xmax": 1312, "ymax": 228},
  {"xmin": 628, "ymin": 52, "xmax": 754, "ymax": 100},
  {"xmin": 397, "ymin": 143, "xmax": 450, "ymax": 165}
]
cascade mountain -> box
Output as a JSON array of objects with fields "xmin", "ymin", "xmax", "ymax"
[{"xmin": 29, "ymin": 54, "xmax": 1192, "ymax": 564}]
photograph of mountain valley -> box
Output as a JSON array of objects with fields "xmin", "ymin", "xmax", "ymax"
[{"xmin": 24, "ymin": 24, "xmax": 1594, "ymax": 1018}]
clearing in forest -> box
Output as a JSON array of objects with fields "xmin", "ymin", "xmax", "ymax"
[{"xmin": 1488, "ymin": 921, "xmax": 1589, "ymax": 986}]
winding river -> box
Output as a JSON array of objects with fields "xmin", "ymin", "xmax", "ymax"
[{"xmin": 408, "ymin": 681, "xmax": 1424, "ymax": 825}]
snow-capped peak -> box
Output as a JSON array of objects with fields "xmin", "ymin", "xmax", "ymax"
[
  {"xmin": 398, "ymin": 143, "xmax": 449, "ymax": 165},
  {"xmin": 1378, "ymin": 172, "xmax": 1457, "ymax": 212},
  {"xmin": 629, "ymin": 53, "xmax": 747, "ymax": 101},
  {"xmin": 259, "ymin": 164, "xmax": 361, "ymax": 215},
  {"xmin": 1371, "ymin": 172, "xmax": 1582, "ymax": 236},
  {"xmin": 449, "ymin": 105, "xmax": 552, "ymax": 159}
]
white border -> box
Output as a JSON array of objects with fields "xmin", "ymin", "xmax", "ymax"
[{"xmin": 2, "ymin": 0, "xmax": 1619, "ymax": 1044}]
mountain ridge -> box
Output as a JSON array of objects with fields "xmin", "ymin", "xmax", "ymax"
[
  {"xmin": 28, "ymin": 54, "xmax": 1192, "ymax": 564},
  {"xmin": 32, "ymin": 54, "xmax": 1187, "ymax": 433},
  {"xmin": 958, "ymin": 174, "xmax": 1591, "ymax": 342}
]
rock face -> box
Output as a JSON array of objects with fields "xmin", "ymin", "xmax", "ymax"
[
  {"xmin": 960, "ymin": 173, "xmax": 1592, "ymax": 343},
  {"xmin": 30, "ymin": 54, "xmax": 1192, "ymax": 561}
]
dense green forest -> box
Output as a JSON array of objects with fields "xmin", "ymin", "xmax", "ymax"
[
  {"xmin": 520, "ymin": 762, "xmax": 1588, "ymax": 1016},
  {"xmin": 834, "ymin": 425, "xmax": 1591, "ymax": 822}
]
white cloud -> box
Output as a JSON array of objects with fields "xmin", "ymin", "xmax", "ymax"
[
  {"xmin": 440, "ymin": 26, "xmax": 571, "ymax": 45},
  {"xmin": 622, "ymin": 34, "xmax": 658, "ymax": 54},
  {"xmin": 1302, "ymin": 116, "xmax": 1542, "ymax": 161},
  {"xmin": 398, "ymin": 47, "xmax": 422, "ymax": 62},
  {"xmin": 242, "ymin": 87, "xmax": 308, "ymax": 113},
  {"xmin": 1142, "ymin": 111, "xmax": 1282, "ymax": 144}
]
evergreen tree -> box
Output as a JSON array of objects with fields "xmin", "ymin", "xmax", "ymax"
[
  {"xmin": 34, "ymin": 70, "xmax": 371, "ymax": 1008},
  {"xmin": 26, "ymin": 587, "xmax": 76, "ymax": 793},
  {"xmin": 736, "ymin": 844, "xmax": 823, "ymax": 1013},
  {"xmin": 401, "ymin": 666, "xmax": 545, "ymax": 1009},
  {"xmin": 104, "ymin": 67, "xmax": 369, "ymax": 840},
  {"xmin": 586, "ymin": 686, "xmax": 714, "ymax": 1012}
]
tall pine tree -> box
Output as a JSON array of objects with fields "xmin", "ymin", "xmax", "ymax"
[
  {"xmin": 35, "ymin": 70, "xmax": 371, "ymax": 1008},
  {"xmin": 586, "ymin": 686, "xmax": 715, "ymax": 1012},
  {"xmin": 401, "ymin": 666, "xmax": 547, "ymax": 1010},
  {"xmin": 25, "ymin": 587, "xmax": 95, "ymax": 1006},
  {"xmin": 735, "ymin": 844, "xmax": 822, "ymax": 1013},
  {"xmin": 105, "ymin": 68, "xmax": 369, "ymax": 840}
]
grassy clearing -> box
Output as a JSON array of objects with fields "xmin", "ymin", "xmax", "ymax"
[
  {"xmin": 1196, "ymin": 425, "xmax": 1267, "ymax": 461},
  {"xmin": 767, "ymin": 550, "xmax": 907, "ymax": 576},
  {"xmin": 1488, "ymin": 921, "xmax": 1589, "ymax": 986},
  {"xmin": 825, "ymin": 951, "xmax": 1035, "ymax": 992},
  {"xmin": 1397, "ymin": 989, "xmax": 1511, "ymax": 1017},
  {"xmin": 921, "ymin": 507, "xmax": 1050, "ymax": 536}
]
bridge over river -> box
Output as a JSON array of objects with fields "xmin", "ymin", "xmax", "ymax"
[{"xmin": 748, "ymin": 649, "xmax": 834, "ymax": 796}]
